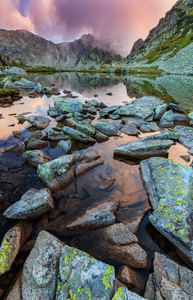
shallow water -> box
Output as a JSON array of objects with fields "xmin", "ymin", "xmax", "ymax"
[{"xmin": 0, "ymin": 72, "xmax": 192, "ymax": 295}]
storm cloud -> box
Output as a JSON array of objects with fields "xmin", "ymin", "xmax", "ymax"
[{"xmin": 0, "ymin": 0, "xmax": 177, "ymax": 55}]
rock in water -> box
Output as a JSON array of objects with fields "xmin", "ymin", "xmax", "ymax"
[
  {"xmin": 56, "ymin": 246, "xmax": 115, "ymax": 299},
  {"xmin": 58, "ymin": 140, "xmax": 72, "ymax": 154},
  {"xmin": 0, "ymin": 222, "xmax": 32, "ymax": 276},
  {"xmin": 95, "ymin": 122, "xmax": 120, "ymax": 137},
  {"xmin": 23, "ymin": 150, "xmax": 51, "ymax": 168},
  {"xmin": 3, "ymin": 188, "xmax": 54, "ymax": 220},
  {"xmin": 174, "ymin": 125, "xmax": 193, "ymax": 149},
  {"xmin": 37, "ymin": 151, "xmax": 104, "ymax": 192},
  {"xmin": 63, "ymin": 126, "xmax": 96, "ymax": 143},
  {"xmin": 140, "ymin": 157, "xmax": 193, "ymax": 268},
  {"xmin": 25, "ymin": 116, "xmax": 51, "ymax": 129},
  {"xmin": 144, "ymin": 252, "xmax": 193, "ymax": 300}
]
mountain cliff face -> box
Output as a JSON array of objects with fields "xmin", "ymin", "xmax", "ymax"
[
  {"xmin": 126, "ymin": 0, "xmax": 193, "ymax": 74},
  {"xmin": 0, "ymin": 29, "xmax": 121, "ymax": 69}
]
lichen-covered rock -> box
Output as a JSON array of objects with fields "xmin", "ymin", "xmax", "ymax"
[
  {"xmin": 76, "ymin": 123, "xmax": 96, "ymax": 137},
  {"xmin": 72, "ymin": 223, "xmax": 147, "ymax": 268},
  {"xmin": 21, "ymin": 231, "xmax": 63, "ymax": 299},
  {"xmin": 95, "ymin": 130, "xmax": 109, "ymax": 142},
  {"xmin": 20, "ymin": 78, "xmax": 35, "ymax": 89},
  {"xmin": 121, "ymin": 117, "xmax": 145, "ymax": 128},
  {"xmin": 114, "ymin": 97, "xmax": 164, "ymax": 120},
  {"xmin": 99, "ymin": 105, "xmax": 121, "ymax": 117},
  {"xmin": 112, "ymin": 287, "xmax": 145, "ymax": 300},
  {"xmin": 0, "ymin": 222, "xmax": 32, "ymax": 276},
  {"xmin": 154, "ymin": 103, "xmax": 167, "ymax": 120},
  {"xmin": 53, "ymin": 97, "xmax": 83, "ymax": 114},
  {"xmin": 35, "ymin": 83, "xmax": 42, "ymax": 93},
  {"xmin": 25, "ymin": 116, "xmax": 51, "ymax": 129},
  {"xmin": 140, "ymin": 122, "xmax": 159, "ymax": 133},
  {"xmin": 159, "ymin": 110, "xmax": 174, "ymax": 127},
  {"xmin": 114, "ymin": 138, "xmax": 173, "ymax": 159},
  {"xmin": 23, "ymin": 150, "xmax": 51, "ymax": 168},
  {"xmin": 121, "ymin": 124, "xmax": 139, "ymax": 136},
  {"xmin": 95, "ymin": 122, "xmax": 120, "ymax": 137},
  {"xmin": 3, "ymin": 188, "xmax": 54, "ymax": 220},
  {"xmin": 3, "ymin": 67, "xmax": 27, "ymax": 77},
  {"xmin": 48, "ymin": 129, "xmax": 69, "ymax": 141},
  {"xmin": 26, "ymin": 139, "xmax": 48, "ymax": 150},
  {"xmin": 173, "ymin": 113, "xmax": 188, "ymax": 123},
  {"xmin": 174, "ymin": 125, "xmax": 193, "ymax": 149},
  {"xmin": 24, "ymin": 131, "xmax": 42, "ymax": 145},
  {"xmin": 140, "ymin": 157, "xmax": 193, "ymax": 268},
  {"xmin": 63, "ymin": 126, "xmax": 96, "ymax": 143},
  {"xmin": 56, "ymin": 246, "xmax": 115, "ymax": 300},
  {"xmin": 58, "ymin": 140, "xmax": 72, "ymax": 154},
  {"xmin": 48, "ymin": 196, "xmax": 120, "ymax": 236},
  {"xmin": 37, "ymin": 151, "xmax": 103, "ymax": 192},
  {"xmin": 144, "ymin": 252, "xmax": 193, "ymax": 300}
]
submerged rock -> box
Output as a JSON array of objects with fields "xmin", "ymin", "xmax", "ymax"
[
  {"xmin": 4, "ymin": 188, "xmax": 54, "ymax": 220},
  {"xmin": 23, "ymin": 150, "xmax": 51, "ymax": 168},
  {"xmin": 140, "ymin": 157, "xmax": 193, "ymax": 268},
  {"xmin": 144, "ymin": 252, "xmax": 193, "ymax": 300},
  {"xmin": 0, "ymin": 221, "xmax": 32, "ymax": 276},
  {"xmin": 99, "ymin": 178, "xmax": 116, "ymax": 189},
  {"xmin": 37, "ymin": 151, "xmax": 104, "ymax": 192},
  {"xmin": 114, "ymin": 137, "xmax": 173, "ymax": 159},
  {"xmin": 25, "ymin": 116, "xmax": 51, "ymax": 129}
]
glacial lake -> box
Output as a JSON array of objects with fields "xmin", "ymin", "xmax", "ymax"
[{"xmin": 0, "ymin": 72, "xmax": 192, "ymax": 295}]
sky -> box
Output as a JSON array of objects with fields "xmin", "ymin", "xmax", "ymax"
[{"xmin": 0, "ymin": 0, "xmax": 177, "ymax": 55}]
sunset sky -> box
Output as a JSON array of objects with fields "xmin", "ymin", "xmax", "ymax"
[{"xmin": 0, "ymin": 0, "xmax": 177, "ymax": 55}]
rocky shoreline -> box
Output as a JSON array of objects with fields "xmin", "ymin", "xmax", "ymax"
[{"xmin": 0, "ymin": 67, "xmax": 193, "ymax": 299}]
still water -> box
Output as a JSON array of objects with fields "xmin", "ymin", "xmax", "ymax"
[{"xmin": 0, "ymin": 72, "xmax": 192, "ymax": 294}]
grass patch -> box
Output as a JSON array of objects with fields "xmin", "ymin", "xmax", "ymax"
[{"xmin": 127, "ymin": 66, "xmax": 163, "ymax": 75}]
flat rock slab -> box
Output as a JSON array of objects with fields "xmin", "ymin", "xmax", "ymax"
[
  {"xmin": 121, "ymin": 124, "xmax": 139, "ymax": 136},
  {"xmin": 144, "ymin": 252, "xmax": 193, "ymax": 300},
  {"xmin": 25, "ymin": 116, "xmax": 51, "ymax": 129},
  {"xmin": 113, "ymin": 96, "xmax": 164, "ymax": 120},
  {"xmin": 4, "ymin": 188, "xmax": 54, "ymax": 220},
  {"xmin": 114, "ymin": 138, "xmax": 173, "ymax": 159},
  {"xmin": 0, "ymin": 221, "xmax": 32, "ymax": 276},
  {"xmin": 23, "ymin": 150, "xmax": 51, "ymax": 168},
  {"xmin": 95, "ymin": 122, "xmax": 120, "ymax": 137},
  {"xmin": 56, "ymin": 245, "xmax": 115, "ymax": 300},
  {"xmin": 37, "ymin": 151, "xmax": 104, "ymax": 192},
  {"xmin": 174, "ymin": 125, "xmax": 193, "ymax": 149},
  {"xmin": 48, "ymin": 196, "xmax": 120, "ymax": 236},
  {"xmin": 140, "ymin": 157, "xmax": 193, "ymax": 268}
]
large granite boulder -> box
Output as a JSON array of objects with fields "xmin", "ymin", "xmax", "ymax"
[
  {"xmin": 3, "ymin": 188, "xmax": 54, "ymax": 220},
  {"xmin": 25, "ymin": 116, "xmax": 51, "ymax": 129},
  {"xmin": 63, "ymin": 126, "xmax": 96, "ymax": 143},
  {"xmin": 0, "ymin": 222, "xmax": 32, "ymax": 276},
  {"xmin": 72, "ymin": 223, "xmax": 147, "ymax": 268},
  {"xmin": 37, "ymin": 151, "xmax": 104, "ymax": 192},
  {"xmin": 174, "ymin": 125, "xmax": 193, "ymax": 149},
  {"xmin": 140, "ymin": 157, "xmax": 193, "ymax": 268},
  {"xmin": 144, "ymin": 252, "xmax": 193, "ymax": 299},
  {"xmin": 48, "ymin": 196, "xmax": 120, "ymax": 236},
  {"xmin": 113, "ymin": 97, "xmax": 164, "ymax": 120},
  {"xmin": 23, "ymin": 150, "xmax": 51, "ymax": 168},
  {"xmin": 114, "ymin": 137, "xmax": 173, "ymax": 159},
  {"xmin": 56, "ymin": 246, "xmax": 115, "ymax": 299}
]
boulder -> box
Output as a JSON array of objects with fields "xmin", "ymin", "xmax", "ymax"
[
  {"xmin": 0, "ymin": 222, "xmax": 32, "ymax": 276},
  {"xmin": 20, "ymin": 78, "xmax": 35, "ymax": 89},
  {"xmin": 3, "ymin": 188, "xmax": 54, "ymax": 220},
  {"xmin": 37, "ymin": 151, "xmax": 104, "ymax": 192},
  {"xmin": 173, "ymin": 113, "xmax": 188, "ymax": 123},
  {"xmin": 35, "ymin": 83, "xmax": 42, "ymax": 93},
  {"xmin": 113, "ymin": 96, "xmax": 164, "ymax": 120},
  {"xmin": 144, "ymin": 252, "xmax": 193, "ymax": 300},
  {"xmin": 154, "ymin": 103, "xmax": 167, "ymax": 120},
  {"xmin": 159, "ymin": 110, "xmax": 174, "ymax": 127},
  {"xmin": 99, "ymin": 105, "xmax": 121, "ymax": 117},
  {"xmin": 140, "ymin": 157, "xmax": 193, "ymax": 268},
  {"xmin": 90, "ymin": 99, "xmax": 99, "ymax": 107},
  {"xmin": 4, "ymin": 142, "xmax": 25, "ymax": 154},
  {"xmin": 117, "ymin": 266, "xmax": 137, "ymax": 289},
  {"xmin": 72, "ymin": 223, "xmax": 147, "ymax": 268},
  {"xmin": 95, "ymin": 122, "xmax": 120, "ymax": 137},
  {"xmin": 48, "ymin": 129, "xmax": 69, "ymax": 141},
  {"xmin": 76, "ymin": 123, "xmax": 95, "ymax": 136},
  {"xmin": 63, "ymin": 126, "xmax": 96, "ymax": 143},
  {"xmin": 112, "ymin": 288, "xmax": 145, "ymax": 300},
  {"xmin": 114, "ymin": 137, "xmax": 173, "ymax": 159},
  {"xmin": 26, "ymin": 139, "xmax": 48, "ymax": 150},
  {"xmin": 95, "ymin": 131, "xmax": 109, "ymax": 142},
  {"xmin": 121, "ymin": 124, "xmax": 139, "ymax": 136},
  {"xmin": 140, "ymin": 122, "xmax": 159, "ymax": 133},
  {"xmin": 24, "ymin": 131, "xmax": 42, "ymax": 145},
  {"xmin": 44, "ymin": 87, "xmax": 53, "ymax": 94},
  {"xmin": 121, "ymin": 117, "xmax": 145, "ymax": 128},
  {"xmin": 56, "ymin": 245, "xmax": 115, "ymax": 300},
  {"xmin": 25, "ymin": 116, "xmax": 51, "ymax": 129},
  {"xmin": 12, "ymin": 131, "xmax": 22, "ymax": 138},
  {"xmin": 3, "ymin": 67, "xmax": 27, "ymax": 77},
  {"xmin": 174, "ymin": 125, "xmax": 193, "ymax": 149},
  {"xmin": 53, "ymin": 97, "xmax": 83, "ymax": 114},
  {"xmin": 23, "ymin": 150, "xmax": 51, "ymax": 168},
  {"xmin": 58, "ymin": 140, "xmax": 72, "ymax": 154},
  {"xmin": 48, "ymin": 196, "xmax": 120, "ymax": 236}
]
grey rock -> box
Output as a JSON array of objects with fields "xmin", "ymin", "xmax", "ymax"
[
  {"xmin": 12, "ymin": 130, "xmax": 22, "ymax": 138},
  {"xmin": 63, "ymin": 126, "xmax": 96, "ymax": 143},
  {"xmin": 121, "ymin": 116, "xmax": 145, "ymax": 128},
  {"xmin": 140, "ymin": 157, "xmax": 193, "ymax": 268},
  {"xmin": 140, "ymin": 122, "xmax": 160, "ymax": 133},
  {"xmin": 58, "ymin": 140, "xmax": 72, "ymax": 154},
  {"xmin": 180, "ymin": 155, "xmax": 190, "ymax": 163},
  {"xmin": 109, "ymin": 114, "xmax": 120, "ymax": 120},
  {"xmin": 95, "ymin": 130, "xmax": 109, "ymax": 142},
  {"xmin": 24, "ymin": 131, "xmax": 42, "ymax": 145},
  {"xmin": 26, "ymin": 139, "xmax": 48, "ymax": 150},
  {"xmin": 99, "ymin": 101, "xmax": 108, "ymax": 108},
  {"xmin": 37, "ymin": 151, "xmax": 103, "ymax": 192},
  {"xmin": 121, "ymin": 124, "xmax": 139, "ymax": 136},
  {"xmin": 44, "ymin": 87, "xmax": 53, "ymax": 94},
  {"xmin": 154, "ymin": 103, "xmax": 167, "ymax": 120},
  {"xmin": 65, "ymin": 117, "xmax": 79, "ymax": 127},
  {"xmin": 99, "ymin": 105, "xmax": 121, "ymax": 117},
  {"xmin": 114, "ymin": 137, "xmax": 173, "ymax": 159},
  {"xmin": 106, "ymin": 92, "xmax": 113, "ymax": 96},
  {"xmin": 25, "ymin": 116, "xmax": 51, "ymax": 129},
  {"xmin": 90, "ymin": 99, "xmax": 99, "ymax": 107},
  {"xmin": 99, "ymin": 178, "xmax": 116, "ymax": 189},
  {"xmin": 76, "ymin": 123, "xmax": 95, "ymax": 136},
  {"xmin": 53, "ymin": 97, "xmax": 83, "ymax": 114},
  {"xmin": 56, "ymin": 114, "xmax": 66, "ymax": 122},
  {"xmin": 0, "ymin": 221, "xmax": 32, "ymax": 276},
  {"xmin": 48, "ymin": 196, "xmax": 120, "ymax": 236},
  {"xmin": 112, "ymin": 287, "xmax": 145, "ymax": 299},
  {"xmin": 173, "ymin": 113, "xmax": 188, "ymax": 123},
  {"xmin": 114, "ymin": 96, "xmax": 164, "ymax": 120},
  {"xmin": 144, "ymin": 252, "xmax": 193, "ymax": 300},
  {"xmin": 20, "ymin": 78, "xmax": 35, "ymax": 89},
  {"xmin": 57, "ymin": 246, "xmax": 115, "ymax": 300},
  {"xmin": 48, "ymin": 129, "xmax": 69, "ymax": 141},
  {"xmin": 4, "ymin": 142, "xmax": 25, "ymax": 154},
  {"xmin": 159, "ymin": 110, "xmax": 174, "ymax": 127},
  {"xmin": 35, "ymin": 83, "xmax": 42, "ymax": 93},
  {"xmin": 174, "ymin": 125, "xmax": 193, "ymax": 149},
  {"xmin": 95, "ymin": 122, "xmax": 120, "ymax": 137},
  {"xmin": 3, "ymin": 67, "xmax": 27, "ymax": 77},
  {"xmin": 4, "ymin": 188, "xmax": 54, "ymax": 220},
  {"xmin": 23, "ymin": 150, "xmax": 51, "ymax": 168}
]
